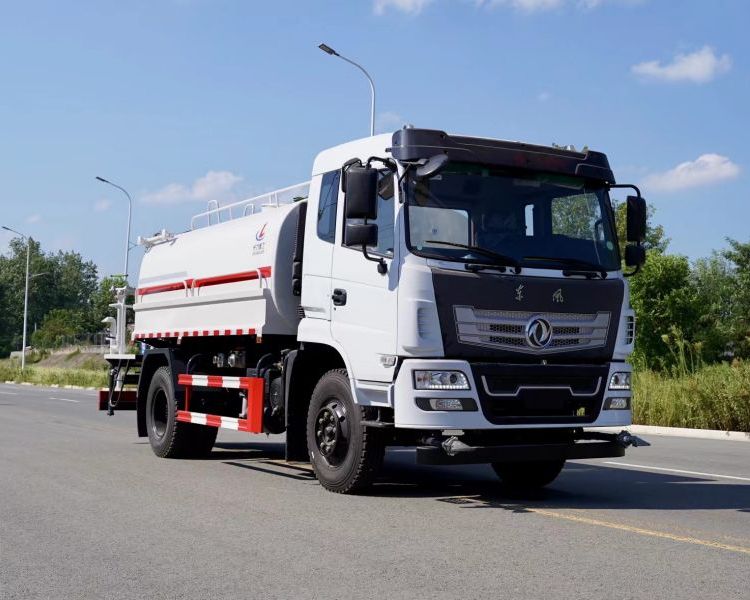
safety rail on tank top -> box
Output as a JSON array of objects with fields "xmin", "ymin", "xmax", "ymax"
[{"xmin": 190, "ymin": 181, "xmax": 311, "ymax": 230}]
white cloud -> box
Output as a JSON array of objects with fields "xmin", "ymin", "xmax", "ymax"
[
  {"xmin": 376, "ymin": 111, "xmax": 408, "ymax": 133},
  {"xmin": 374, "ymin": 0, "xmax": 432, "ymax": 15},
  {"xmin": 26, "ymin": 214, "xmax": 41, "ymax": 224},
  {"xmin": 631, "ymin": 46, "xmax": 731, "ymax": 84},
  {"xmin": 142, "ymin": 170, "xmax": 243, "ymax": 204},
  {"xmin": 94, "ymin": 199, "xmax": 112, "ymax": 213},
  {"xmin": 643, "ymin": 154, "xmax": 740, "ymax": 193}
]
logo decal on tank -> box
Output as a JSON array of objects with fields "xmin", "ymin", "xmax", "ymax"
[{"xmin": 252, "ymin": 223, "xmax": 268, "ymax": 255}]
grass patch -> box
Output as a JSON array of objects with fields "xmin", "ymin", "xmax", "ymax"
[
  {"xmin": 0, "ymin": 360, "xmax": 108, "ymax": 388},
  {"xmin": 633, "ymin": 361, "xmax": 750, "ymax": 432}
]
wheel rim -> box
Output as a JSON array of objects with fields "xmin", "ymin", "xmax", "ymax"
[
  {"xmin": 150, "ymin": 388, "xmax": 169, "ymax": 440},
  {"xmin": 315, "ymin": 400, "xmax": 349, "ymax": 467}
]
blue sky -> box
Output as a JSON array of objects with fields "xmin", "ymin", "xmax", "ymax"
[{"xmin": 1, "ymin": 0, "xmax": 747, "ymax": 277}]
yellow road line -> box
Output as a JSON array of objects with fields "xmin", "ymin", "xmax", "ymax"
[
  {"xmin": 526, "ymin": 507, "xmax": 750, "ymax": 556},
  {"xmin": 447, "ymin": 496, "xmax": 750, "ymax": 556}
]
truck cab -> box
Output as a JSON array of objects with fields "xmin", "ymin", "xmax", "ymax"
[{"xmin": 293, "ymin": 128, "xmax": 647, "ymax": 488}]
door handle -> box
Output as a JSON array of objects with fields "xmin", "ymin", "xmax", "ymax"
[{"xmin": 332, "ymin": 288, "xmax": 347, "ymax": 306}]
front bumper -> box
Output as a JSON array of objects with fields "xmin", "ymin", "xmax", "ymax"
[
  {"xmin": 417, "ymin": 439, "xmax": 625, "ymax": 465},
  {"xmin": 393, "ymin": 359, "xmax": 632, "ymax": 430}
]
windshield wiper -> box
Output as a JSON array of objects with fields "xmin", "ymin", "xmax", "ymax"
[
  {"xmin": 522, "ymin": 256, "xmax": 608, "ymax": 279},
  {"xmin": 425, "ymin": 240, "xmax": 521, "ymax": 272}
]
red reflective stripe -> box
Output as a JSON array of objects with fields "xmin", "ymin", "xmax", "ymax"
[
  {"xmin": 192, "ymin": 266, "xmax": 272, "ymax": 289},
  {"xmin": 138, "ymin": 328, "xmax": 257, "ymax": 339},
  {"xmin": 137, "ymin": 282, "xmax": 185, "ymax": 296},
  {"xmin": 206, "ymin": 375, "xmax": 224, "ymax": 387},
  {"xmin": 205, "ymin": 414, "xmax": 223, "ymax": 428}
]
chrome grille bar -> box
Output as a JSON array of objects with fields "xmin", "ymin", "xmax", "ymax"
[{"xmin": 454, "ymin": 305, "xmax": 610, "ymax": 354}]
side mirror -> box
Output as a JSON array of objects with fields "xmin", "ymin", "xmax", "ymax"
[
  {"xmin": 344, "ymin": 166, "xmax": 378, "ymax": 220},
  {"xmin": 625, "ymin": 244, "xmax": 646, "ymax": 267},
  {"xmin": 415, "ymin": 153, "xmax": 449, "ymax": 180},
  {"xmin": 626, "ymin": 195, "xmax": 647, "ymax": 243},
  {"xmin": 344, "ymin": 223, "xmax": 378, "ymax": 248}
]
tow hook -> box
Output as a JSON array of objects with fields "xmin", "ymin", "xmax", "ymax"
[
  {"xmin": 442, "ymin": 436, "xmax": 470, "ymax": 457},
  {"xmin": 616, "ymin": 430, "xmax": 650, "ymax": 448}
]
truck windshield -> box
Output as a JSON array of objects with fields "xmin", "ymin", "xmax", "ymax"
[{"xmin": 405, "ymin": 163, "xmax": 621, "ymax": 272}]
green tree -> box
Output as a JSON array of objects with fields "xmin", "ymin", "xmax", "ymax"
[
  {"xmin": 0, "ymin": 237, "xmax": 100, "ymax": 356},
  {"xmin": 87, "ymin": 275, "xmax": 131, "ymax": 332},
  {"xmin": 31, "ymin": 308, "xmax": 89, "ymax": 349},
  {"xmin": 629, "ymin": 252, "xmax": 700, "ymax": 369},
  {"xmin": 723, "ymin": 238, "xmax": 750, "ymax": 358},
  {"xmin": 692, "ymin": 254, "xmax": 736, "ymax": 361}
]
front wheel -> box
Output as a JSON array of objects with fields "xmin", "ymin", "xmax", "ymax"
[
  {"xmin": 491, "ymin": 459, "xmax": 565, "ymax": 490},
  {"xmin": 306, "ymin": 369, "xmax": 384, "ymax": 494}
]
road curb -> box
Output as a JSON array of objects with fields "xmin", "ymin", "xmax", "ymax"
[{"xmin": 593, "ymin": 424, "xmax": 749, "ymax": 442}]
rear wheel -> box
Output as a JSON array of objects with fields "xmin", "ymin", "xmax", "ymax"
[
  {"xmin": 145, "ymin": 366, "xmax": 217, "ymax": 458},
  {"xmin": 306, "ymin": 369, "xmax": 384, "ymax": 494},
  {"xmin": 491, "ymin": 459, "xmax": 565, "ymax": 490}
]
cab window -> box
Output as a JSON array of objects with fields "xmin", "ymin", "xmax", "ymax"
[{"xmin": 317, "ymin": 170, "xmax": 340, "ymax": 243}]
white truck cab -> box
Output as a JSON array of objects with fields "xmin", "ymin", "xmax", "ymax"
[{"xmin": 103, "ymin": 127, "xmax": 649, "ymax": 493}]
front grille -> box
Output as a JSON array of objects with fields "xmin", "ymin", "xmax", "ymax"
[
  {"xmin": 454, "ymin": 306, "xmax": 610, "ymax": 354},
  {"xmin": 471, "ymin": 363, "xmax": 607, "ymax": 425},
  {"xmin": 626, "ymin": 315, "xmax": 635, "ymax": 345}
]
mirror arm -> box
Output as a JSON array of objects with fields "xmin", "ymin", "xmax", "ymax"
[
  {"xmin": 365, "ymin": 156, "xmax": 397, "ymax": 172},
  {"xmin": 623, "ymin": 263, "xmax": 641, "ymax": 278},
  {"xmin": 608, "ymin": 183, "xmax": 642, "ymax": 197},
  {"xmin": 340, "ymin": 158, "xmax": 363, "ymax": 193},
  {"xmin": 362, "ymin": 246, "xmax": 388, "ymax": 275}
]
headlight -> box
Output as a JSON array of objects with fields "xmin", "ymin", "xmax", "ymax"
[
  {"xmin": 413, "ymin": 370, "xmax": 470, "ymax": 390},
  {"xmin": 609, "ymin": 372, "xmax": 631, "ymax": 390}
]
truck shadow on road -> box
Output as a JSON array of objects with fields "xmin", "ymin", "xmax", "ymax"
[
  {"xmin": 207, "ymin": 442, "xmax": 749, "ymax": 512},
  {"xmin": 373, "ymin": 455, "xmax": 750, "ymax": 513}
]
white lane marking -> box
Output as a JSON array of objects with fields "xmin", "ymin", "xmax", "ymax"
[
  {"xmin": 49, "ymin": 397, "xmax": 81, "ymax": 403},
  {"xmin": 0, "ymin": 391, "xmax": 18, "ymax": 395},
  {"xmin": 603, "ymin": 461, "xmax": 750, "ymax": 482}
]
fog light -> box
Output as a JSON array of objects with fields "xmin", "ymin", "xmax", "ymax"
[
  {"xmin": 415, "ymin": 397, "xmax": 478, "ymax": 412},
  {"xmin": 429, "ymin": 398, "xmax": 464, "ymax": 411},
  {"xmin": 605, "ymin": 397, "xmax": 630, "ymax": 410},
  {"xmin": 609, "ymin": 372, "xmax": 631, "ymax": 390},
  {"xmin": 414, "ymin": 370, "xmax": 470, "ymax": 390}
]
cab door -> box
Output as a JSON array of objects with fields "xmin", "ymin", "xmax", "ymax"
[
  {"xmin": 300, "ymin": 171, "xmax": 340, "ymax": 321},
  {"xmin": 330, "ymin": 172, "xmax": 398, "ymax": 382}
]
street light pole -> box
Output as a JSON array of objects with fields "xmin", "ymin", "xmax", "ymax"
[
  {"xmin": 95, "ymin": 176, "xmax": 133, "ymax": 282},
  {"xmin": 2, "ymin": 226, "xmax": 31, "ymax": 369},
  {"xmin": 318, "ymin": 43, "xmax": 376, "ymax": 137}
]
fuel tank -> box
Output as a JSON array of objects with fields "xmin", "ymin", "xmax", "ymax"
[{"xmin": 133, "ymin": 202, "xmax": 304, "ymax": 341}]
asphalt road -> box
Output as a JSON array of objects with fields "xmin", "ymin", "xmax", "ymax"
[{"xmin": 1, "ymin": 383, "xmax": 749, "ymax": 600}]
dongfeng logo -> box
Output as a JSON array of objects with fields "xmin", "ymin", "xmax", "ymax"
[
  {"xmin": 526, "ymin": 317, "xmax": 553, "ymax": 349},
  {"xmin": 256, "ymin": 223, "xmax": 268, "ymax": 242}
]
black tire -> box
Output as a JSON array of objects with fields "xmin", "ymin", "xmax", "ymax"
[
  {"xmin": 145, "ymin": 366, "xmax": 217, "ymax": 458},
  {"xmin": 491, "ymin": 459, "xmax": 565, "ymax": 490},
  {"xmin": 306, "ymin": 369, "xmax": 384, "ymax": 494}
]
